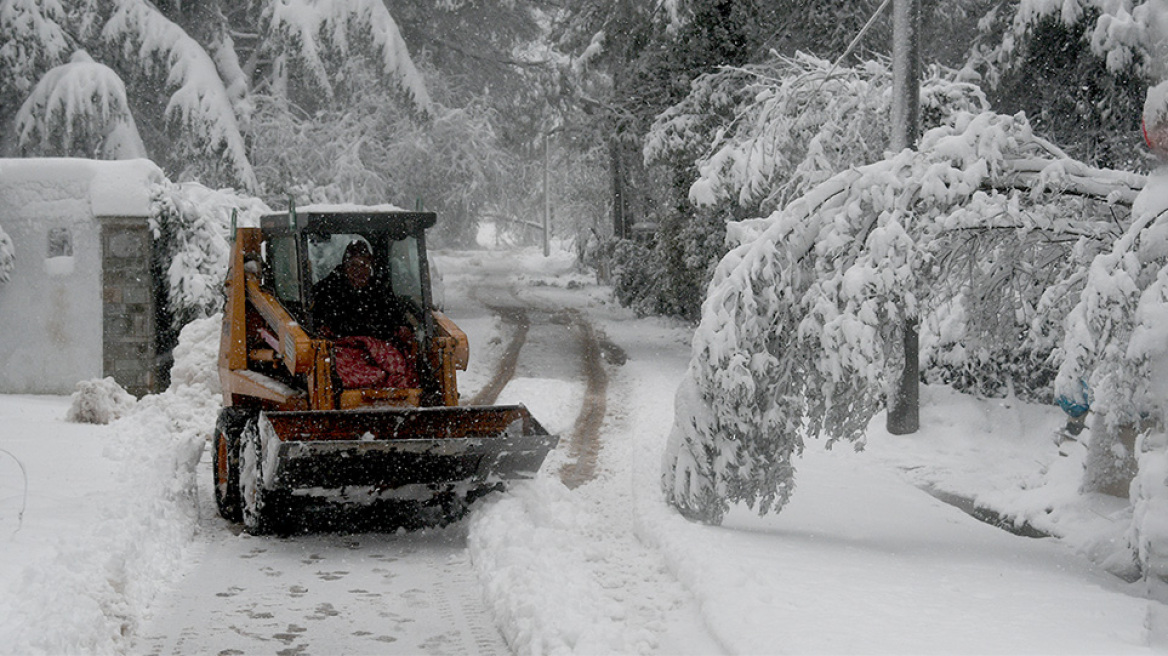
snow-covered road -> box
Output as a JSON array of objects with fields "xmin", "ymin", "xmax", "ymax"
[
  {"xmin": 131, "ymin": 264, "xmax": 579, "ymax": 655},
  {"xmin": 131, "ymin": 248, "xmax": 717, "ymax": 655},
  {"xmin": 2, "ymin": 246, "xmax": 1163, "ymax": 655},
  {"xmin": 136, "ymin": 467, "xmax": 508, "ymax": 655}
]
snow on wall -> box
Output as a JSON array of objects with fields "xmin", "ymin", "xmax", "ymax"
[{"xmin": 0, "ymin": 158, "xmax": 164, "ymax": 394}]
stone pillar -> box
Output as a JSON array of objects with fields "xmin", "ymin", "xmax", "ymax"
[{"xmin": 100, "ymin": 216, "xmax": 157, "ymax": 396}]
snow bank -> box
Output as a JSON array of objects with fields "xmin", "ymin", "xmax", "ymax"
[
  {"xmin": 866, "ymin": 385, "xmax": 1136, "ymax": 572},
  {"xmin": 167, "ymin": 314, "xmax": 222, "ymax": 394},
  {"xmin": 468, "ymin": 478, "xmax": 630, "ymax": 654},
  {"xmin": 0, "ymin": 322, "xmax": 219, "ymax": 655}
]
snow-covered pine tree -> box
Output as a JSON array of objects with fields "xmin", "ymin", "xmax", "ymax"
[
  {"xmin": 0, "ymin": 0, "xmax": 72, "ymax": 148},
  {"xmin": 969, "ymin": 0, "xmax": 1168, "ymax": 82},
  {"xmin": 255, "ymin": 0, "xmax": 430, "ymax": 114},
  {"xmin": 14, "ymin": 51, "xmax": 145, "ymax": 160},
  {"xmin": 966, "ymin": 0, "xmax": 1166, "ymax": 170},
  {"xmin": 662, "ymin": 108, "xmax": 1143, "ymax": 524},
  {"xmin": 149, "ymin": 182, "xmax": 269, "ymax": 332},
  {"xmin": 1, "ymin": 0, "xmax": 257, "ymax": 188},
  {"xmin": 1, "ymin": 0, "xmax": 433, "ymax": 193}
]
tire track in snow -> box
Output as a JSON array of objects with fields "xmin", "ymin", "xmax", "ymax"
[
  {"xmin": 568, "ymin": 317, "xmax": 726, "ymax": 654},
  {"xmin": 557, "ymin": 309, "xmax": 608, "ymax": 489},
  {"xmin": 468, "ymin": 284, "xmax": 609, "ymax": 489},
  {"xmin": 465, "ymin": 279, "xmax": 725, "ymax": 654},
  {"xmin": 468, "ymin": 305, "xmax": 529, "ymax": 407}
]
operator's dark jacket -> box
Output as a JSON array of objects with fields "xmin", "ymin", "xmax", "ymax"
[{"xmin": 311, "ymin": 270, "xmax": 407, "ymax": 338}]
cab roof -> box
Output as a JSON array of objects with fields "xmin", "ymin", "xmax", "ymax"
[{"xmin": 260, "ymin": 207, "xmax": 437, "ymax": 237}]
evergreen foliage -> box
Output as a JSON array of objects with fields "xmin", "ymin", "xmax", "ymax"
[
  {"xmin": 1054, "ymin": 156, "xmax": 1168, "ymax": 579},
  {"xmin": 961, "ymin": 0, "xmax": 1168, "ymax": 172},
  {"xmin": 1057, "ymin": 174, "xmax": 1168, "ymax": 430},
  {"xmin": 566, "ymin": 1, "xmax": 995, "ymax": 321},
  {"xmin": 1, "ymin": 0, "xmax": 573, "ymax": 247},
  {"xmin": 15, "ymin": 51, "xmax": 145, "ymax": 159}
]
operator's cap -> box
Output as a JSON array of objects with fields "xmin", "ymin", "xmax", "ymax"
[{"xmin": 342, "ymin": 239, "xmax": 372, "ymax": 262}]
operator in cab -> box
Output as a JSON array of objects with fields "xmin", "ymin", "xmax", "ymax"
[{"xmin": 311, "ymin": 239, "xmax": 418, "ymax": 389}]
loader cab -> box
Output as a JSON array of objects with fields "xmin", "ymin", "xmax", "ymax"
[{"xmin": 258, "ymin": 208, "xmax": 438, "ymax": 337}]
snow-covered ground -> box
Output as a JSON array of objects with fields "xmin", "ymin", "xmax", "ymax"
[{"xmin": 0, "ymin": 246, "xmax": 1164, "ymax": 654}]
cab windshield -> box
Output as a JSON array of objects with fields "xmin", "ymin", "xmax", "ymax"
[{"xmin": 306, "ymin": 233, "xmax": 426, "ymax": 313}]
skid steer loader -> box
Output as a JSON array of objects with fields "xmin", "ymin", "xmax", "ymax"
[{"xmin": 214, "ymin": 205, "xmax": 557, "ymax": 534}]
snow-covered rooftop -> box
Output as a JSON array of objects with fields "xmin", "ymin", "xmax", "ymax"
[{"xmin": 0, "ymin": 158, "xmax": 164, "ymax": 218}]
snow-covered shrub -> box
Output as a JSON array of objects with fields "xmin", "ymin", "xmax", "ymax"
[
  {"xmin": 150, "ymin": 181, "xmax": 267, "ymax": 328},
  {"xmin": 66, "ymin": 377, "xmax": 136, "ymax": 425},
  {"xmin": 663, "ymin": 110, "xmax": 1144, "ymax": 524},
  {"xmin": 1055, "ymin": 161, "xmax": 1168, "ymax": 576},
  {"xmin": 0, "ymin": 223, "xmax": 13, "ymax": 285},
  {"xmin": 606, "ymin": 238, "xmax": 663, "ymax": 317},
  {"xmin": 1058, "ymin": 170, "xmax": 1168, "ymax": 425}
]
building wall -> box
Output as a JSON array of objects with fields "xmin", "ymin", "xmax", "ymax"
[
  {"xmin": 0, "ymin": 173, "xmax": 103, "ymax": 394},
  {"xmin": 0, "ymin": 158, "xmax": 163, "ymax": 396}
]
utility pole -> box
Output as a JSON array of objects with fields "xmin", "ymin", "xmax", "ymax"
[
  {"xmin": 543, "ymin": 131, "xmax": 551, "ymax": 256},
  {"xmin": 611, "ymin": 141, "xmax": 627, "ymax": 240},
  {"xmin": 887, "ymin": 0, "xmax": 920, "ymax": 435}
]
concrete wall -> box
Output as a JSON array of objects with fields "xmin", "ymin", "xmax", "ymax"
[{"xmin": 0, "ymin": 158, "xmax": 164, "ymax": 395}]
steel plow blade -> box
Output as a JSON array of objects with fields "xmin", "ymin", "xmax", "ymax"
[{"xmin": 255, "ymin": 405, "xmax": 558, "ymax": 497}]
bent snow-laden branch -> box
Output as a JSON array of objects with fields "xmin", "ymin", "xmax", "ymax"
[{"xmin": 662, "ymin": 110, "xmax": 1145, "ymax": 525}]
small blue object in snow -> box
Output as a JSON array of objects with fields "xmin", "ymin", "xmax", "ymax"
[{"xmin": 1056, "ymin": 380, "xmax": 1090, "ymax": 418}]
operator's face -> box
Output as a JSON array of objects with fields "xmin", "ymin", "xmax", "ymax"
[{"xmin": 345, "ymin": 254, "xmax": 373, "ymax": 289}]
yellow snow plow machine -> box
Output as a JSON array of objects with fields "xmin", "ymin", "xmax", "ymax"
[{"xmin": 214, "ymin": 206, "xmax": 557, "ymax": 534}]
